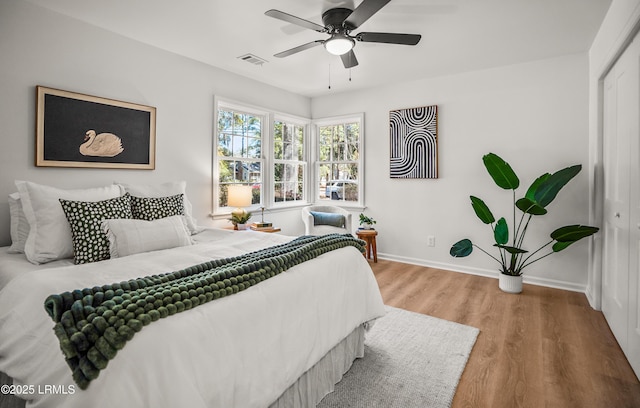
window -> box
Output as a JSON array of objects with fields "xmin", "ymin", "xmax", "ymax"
[
  {"xmin": 214, "ymin": 100, "xmax": 362, "ymax": 215},
  {"xmin": 314, "ymin": 114, "xmax": 363, "ymax": 206},
  {"xmin": 216, "ymin": 104, "xmax": 264, "ymax": 212},
  {"xmin": 273, "ymin": 119, "xmax": 306, "ymax": 205},
  {"xmin": 214, "ymin": 99, "xmax": 310, "ymax": 216}
]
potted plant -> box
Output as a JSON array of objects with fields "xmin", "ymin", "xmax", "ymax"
[
  {"xmin": 450, "ymin": 153, "xmax": 599, "ymax": 293},
  {"xmin": 359, "ymin": 213, "xmax": 377, "ymax": 229},
  {"xmin": 228, "ymin": 211, "xmax": 252, "ymax": 230}
]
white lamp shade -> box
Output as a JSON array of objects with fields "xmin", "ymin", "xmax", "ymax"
[
  {"xmin": 324, "ymin": 36, "xmax": 354, "ymax": 56},
  {"xmin": 227, "ymin": 185, "xmax": 252, "ymax": 207}
]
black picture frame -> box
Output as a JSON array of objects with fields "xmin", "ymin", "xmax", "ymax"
[
  {"xmin": 36, "ymin": 86, "xmax": 156, "ymax": 169},
  {"xmin": 389, "ymin": 105, "xmax": 438, "ymax": 179}
]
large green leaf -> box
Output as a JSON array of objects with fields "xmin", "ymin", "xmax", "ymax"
[
  {"xmin": 482, "ymin": 153, "xmax": 520, "ymax": 190},
  {"xmin": 494, "ymin": 244, "xmax": 528, "ymax": 254},
  {"xmin": 550, "ymin": 224, "xmax": 599, "ymax": 242},
  {"xmin": 450, "ymin": 239, "xmax": 473, "ymax": 257},
  {"xmin": 533, "ymin": 165, "xmax": 582, "ymax": 207},
  {"xmin": 515, "ymin": 197, "xmax": 547, "ymax": 215},
  {"xmin": 470, "ymin": 196, "xmax": 495, "ymax": 224},
  {"xmin": 494, "ymin": 217, "xmax": 509, "ymax": 245},
  {"xmin": 525, "ymin": 173, "xmax": 550, "ymax": 201},
  {"xmin": 552, "ymin": 241, "xmax": 574, "ymax": 252}
]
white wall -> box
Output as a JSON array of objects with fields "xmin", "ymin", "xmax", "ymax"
[
  {"xmin": 0, "ymin": 0, "xmax": 311, "ymax": 245},
  {"xmin": 0, "ymin": 1, "xmax": 599, "ymax": 292},
  {"xmin": 312, "ymin": 53, "xmax": 592, "ymax": 291},
  {"xmin": 586, "ymin": 0, "xmax": 640, "ymax": 308}
]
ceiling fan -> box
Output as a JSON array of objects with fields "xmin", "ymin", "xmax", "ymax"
[{"xmin": 265, "ymin": 0, "xmax": 421, "ymax": 69}]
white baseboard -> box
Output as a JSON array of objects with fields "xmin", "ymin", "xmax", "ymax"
[
  {"xmin": 584, "ymin": 286, "xmax": 601, "ymax": 310},
  {"xmin": 377, "ymin": 252, "xmax": 587, "ymax": 294}
]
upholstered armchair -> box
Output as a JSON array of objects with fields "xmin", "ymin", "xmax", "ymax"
[{"xmin": 301, "ymin": 205, "xmax": 353, "ymax": 236}]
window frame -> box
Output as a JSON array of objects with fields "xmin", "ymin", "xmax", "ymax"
[
  {"xmin": 213, "ymin": 97, "xmax": 311, "ymax": 217},
  {"xmin": 272, "ymin": 113, "xmax": 310, "ymax": 208},
  {"xmin": 213, "ymin": 98, "xmax": 268, "ymax": 216},
  {"xmin": 311, "ymin": 113, "xmax": 365, "ymax": 208}
]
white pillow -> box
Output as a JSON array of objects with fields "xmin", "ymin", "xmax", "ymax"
[
  {"xmin": 117, "ymin": 181, "xmax": 200, "ymax": 234},
  {"xmin": 102, "ymin": 215, "xmax": 194, "ymax": 258},
  {"xmin": 8, "ymin": 192, "xmax": 29, "ymax": 254},
  {"xmin": 16, "ymin": 180, "xmax": 122, "ymax": 264}
]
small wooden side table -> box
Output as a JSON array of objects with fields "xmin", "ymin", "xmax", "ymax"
[{"xmin": 356, "ymin": 229, "xmax": 378, "ymax": 262}]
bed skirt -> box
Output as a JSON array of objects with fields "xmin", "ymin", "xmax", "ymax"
[
  {"xmin": 0, "ymin": 324, "xmax": 365, "ymax": 408},
  {"xmin": 269, "ymin": 324, "xmax": 365, "ymax": 407}
]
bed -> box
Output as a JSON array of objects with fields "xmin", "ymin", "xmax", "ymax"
[{"xmin": 0, "ymin": 181, "xmax": 386, "ymax": 408}]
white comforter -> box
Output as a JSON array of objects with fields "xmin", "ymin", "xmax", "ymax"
[{"xmin": 0, "ymin": 229, "xmax": 385, "ymax": 408}]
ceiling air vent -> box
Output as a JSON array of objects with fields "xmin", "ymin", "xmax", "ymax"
[{"xmin": 238, "ymin": 53, "xmax": 268, "ymax": 66}]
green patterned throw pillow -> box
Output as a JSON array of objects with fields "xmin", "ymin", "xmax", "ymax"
[
  {"xmin": 59, "ymin": 193, "xmax": 132, "ymax": 264},
  {"xmin": 130, "ymin": 193, "xmax": 184, "ymax": 221}
]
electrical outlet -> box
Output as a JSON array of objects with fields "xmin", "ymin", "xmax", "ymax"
[{"xmin": 427, "ymin": 235, "xmax": 436, "ymax": 247}]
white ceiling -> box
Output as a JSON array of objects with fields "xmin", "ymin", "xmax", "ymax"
[{"xmin": 25, "ymin": 0, "xmax": 612, "ymax": 97}]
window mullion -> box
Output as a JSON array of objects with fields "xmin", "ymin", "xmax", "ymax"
[{"xmin": 261, "ymin": 113, "xmax": 271, "ymax": 208}]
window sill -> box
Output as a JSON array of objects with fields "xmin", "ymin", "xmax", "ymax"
[
  {"xmin": 311, "ymin": 201, "xmax": 366, "ymax": 212},
  {"xmin": 210, "ymin": 202, "xmax": 311, "ymax": 220}
]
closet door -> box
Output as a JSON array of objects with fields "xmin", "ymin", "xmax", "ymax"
[
  {"xmin": 602, "ymin": 49, "xmax": 630, "ymax": 353},
  {"xmin": 627, "ymin": 38, "xmax": 640, "ymax": 377},
  {"xmin": 602, "ymin": 34, "xmax": 640, "ymax": 378}
]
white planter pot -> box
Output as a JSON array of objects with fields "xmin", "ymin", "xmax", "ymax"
[
  {"xmin": 499, "ymin": 273, "xmax": 523, "ymax": 294},
  {"xmin": 236, "ymin": 223, "xmax": 247, "ymax": 230}
]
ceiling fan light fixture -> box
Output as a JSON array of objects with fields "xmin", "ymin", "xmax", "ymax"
[
  {"xmin": 324, "ymin": 35, "xmax": 354, "ymax": 55},
  {"xmin": 266, "ymin": 2, "xmax": 422, "ymax": 70}
]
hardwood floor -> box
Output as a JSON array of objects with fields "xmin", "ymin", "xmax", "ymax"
[{"xmin": 370, "ymin": 259, "xmax": 640, "ymax": 408}]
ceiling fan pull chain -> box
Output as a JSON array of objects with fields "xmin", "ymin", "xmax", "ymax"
[{"xmin": 328, "ymin": 64, "xmax": 332, "ymax": 90}]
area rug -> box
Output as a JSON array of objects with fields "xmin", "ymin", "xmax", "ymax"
[{"xmin": 317, "ymin": 306, "xmax": 479, "ymax": 408}]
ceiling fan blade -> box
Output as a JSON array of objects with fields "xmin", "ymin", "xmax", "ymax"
[
  {"xmin": 340, "ymin": 50, "xmax": 359, "ymax": 68},
  {"xmin": 343, "ymin": 0, "xmax": 391, "ymax": 29},
  {"xmin": 274, "ymin": 40, "xmax": 324, "ymax": 58},
  {"xmin": 356, "ymin": 32, "xmax": 421, "ymax": 45},
  {"xmin": 265, "ymin": 9, "xmax": 326, "ymax": 32}
]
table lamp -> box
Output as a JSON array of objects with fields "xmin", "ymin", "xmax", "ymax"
[{"xmin": 227, "ymin": 185, "xmax": 252, "ymax": 229}]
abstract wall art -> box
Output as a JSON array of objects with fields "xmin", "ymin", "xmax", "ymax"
[
  {"xmin": 36, "ymin": 86, "xmax": 156, "ymax": 169},
  {"xmin": 389, "ymin": 105, "xmax": 438, "ymax": 179}
]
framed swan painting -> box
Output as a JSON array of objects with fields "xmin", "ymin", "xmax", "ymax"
[{"xmin": 36, "ymin": 86, "xmax": 156, "ymax": 169}]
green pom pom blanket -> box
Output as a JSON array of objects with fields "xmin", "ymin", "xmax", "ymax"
[{"xmin": 44, "ymin": 234, "xmax": 365, "ymax": 390}]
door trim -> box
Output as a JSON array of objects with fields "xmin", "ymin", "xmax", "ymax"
[{"xmin": 590, "ymin": 8, "xmax": 640, "ymax": 310}]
